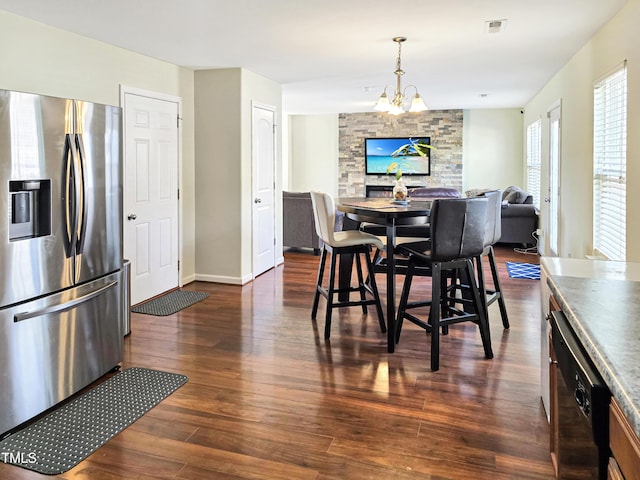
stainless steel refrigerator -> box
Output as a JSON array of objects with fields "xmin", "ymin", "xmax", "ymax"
[{"xmin": 0, "ymin": 89, "xmax": 124, "ymax": 436}]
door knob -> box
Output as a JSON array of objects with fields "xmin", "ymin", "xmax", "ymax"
[
  {"xmin": 127, "ymin": 214, "xmax": 137, "ymax": 220},
  {"xmin": 254, "ymin": 198, "xmax": 262, "ymax": 204}
]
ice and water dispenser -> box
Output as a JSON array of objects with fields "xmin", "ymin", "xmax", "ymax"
[{"xmin": 8, "ymin": 179, "xmax": 51, "ymax": 241}]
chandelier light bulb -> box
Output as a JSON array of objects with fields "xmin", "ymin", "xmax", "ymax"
[
  {"xmin": 374, "ymin": 91, "xmax": 391, "ymax": 112},
  {"xmin": 389, "ymin": 103, "xmax": 405, "ymax": 115},
  {"xmin": 409, "ymin": 93, "xmax": 428, "ymax": 113}
]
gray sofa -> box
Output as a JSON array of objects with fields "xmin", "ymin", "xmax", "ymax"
[
  {"xmin": 499, "ymin": 186, "xmax": 539, "ymax": 246},
  {"xmin": 466, "ymin": 185, "xmax": 539, "ymax": 246},
  {"xmin": 283, "ymin": 191, "xmax": 322, "ymax": 254}
]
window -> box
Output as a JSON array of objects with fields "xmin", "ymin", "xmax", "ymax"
[
  {"xmin": 593, "ymin": 62, "xmax": 627, "ymax": 260},
  {"xmin": 526, "ymin": 119, "xmax": 542, "ymax": 209}
]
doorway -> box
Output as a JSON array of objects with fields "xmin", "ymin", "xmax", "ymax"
[
  {"xmin": 121, "ymin": 86, "xmax": 181, "ymax": 304},
  {"xmin": 546, "ymin": 101, "xmax": 562, "ymax": 257}
]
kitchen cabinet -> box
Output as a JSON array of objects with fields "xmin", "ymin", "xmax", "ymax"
[
  {"xmin": 548, "ymin": 295, "xmax": 562, "ymax": 478},
  {"xmin": 609, "ymin": 398, "xmax": 640, "ymax": 480},
  {"xmin": 549, "ymin": 319, "xmax": 558, "ymax": 477},
  {"xmin": 608, "ymin": 457, "xmax": 624, "ymax": 480},
  {"xmin": 607, "ymin": 457, "xmax": 624, "ymax": 480}
]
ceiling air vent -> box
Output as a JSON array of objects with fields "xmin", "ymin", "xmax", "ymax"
[{"xmin": 485, "ymin": 19, "xmax": 507, "ymax": 34}]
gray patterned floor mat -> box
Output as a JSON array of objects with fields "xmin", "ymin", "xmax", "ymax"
[
  {"xmin": 131, "ymin": 290, "xmax": 209, "ymax": 316},
  {"xmin": 0, "ymin": 367, "xmax": 187, "ymax": 475}
]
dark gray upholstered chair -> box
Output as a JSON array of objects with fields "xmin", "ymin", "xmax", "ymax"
[
  {"xmin": 394, "ymin": 197, "xmax": 493, "ymax": 371},
  {"xmin": 475, "ymin": 190, "xmax": 509, "ymax": 329},
  {"xmin": 310, "ymin": 192, "xmax": 386, "ymax": 340},
  {"xmin": 283, "ymin": 191, "xmax": 322, "ymax": 255},
  {"xmin": 363, "ymin": 187, "xmax": 463, "ymax": 277}
]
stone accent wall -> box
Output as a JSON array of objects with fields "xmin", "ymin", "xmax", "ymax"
[{"xmin": 338, "ymin": 110, "xmax": 463, "ymax": 197}]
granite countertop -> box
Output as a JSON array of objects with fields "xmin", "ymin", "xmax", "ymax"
[{"xmin": 547, "ymin": 274, "xmax": 640, "ymax": 439}]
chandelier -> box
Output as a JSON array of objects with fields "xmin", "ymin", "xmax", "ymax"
[{"xmin": 374, "ymin": 37, "xmax": 428, "ymax": 115}]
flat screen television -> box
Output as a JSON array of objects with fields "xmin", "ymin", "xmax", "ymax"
[{"xmin": 365, "ymin": 137, "xmax": 431, "ymax": 176}]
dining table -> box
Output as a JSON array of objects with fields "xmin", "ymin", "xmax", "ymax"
[{"xmin": 336, "ymin": 197, "xmax": 432, "ymax": 353}]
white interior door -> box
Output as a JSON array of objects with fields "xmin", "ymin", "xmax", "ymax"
[
  {"xmin": 546, "ymin": 103, "xmax": 561, "ymax": 256},
  {"xmin": 123, "ymin": 89, "xmax": 180, "ymax": 304},
  {"xmin": 252, "ymin": 104, "xmax": 276, "ymax": 277}
]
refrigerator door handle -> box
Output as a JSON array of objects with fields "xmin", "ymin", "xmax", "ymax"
[
  {"xmin": 62, "ymin": 134, "xmax": 76, "ymax": 258},
  {"xmin": 13, "ymin": 281, "xmax": 118, "ymax": 323},
  {"xmin": 74, "ymin": 133, "xmax": 87, "ymax": 255}
]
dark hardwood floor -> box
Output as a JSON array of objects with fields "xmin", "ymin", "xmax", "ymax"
[{"xmin": 0, "ymin": 246, "xmax": 552, "ymax": 479}]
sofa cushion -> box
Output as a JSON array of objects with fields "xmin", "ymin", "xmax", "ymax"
[
  {"xmin": 500, "ymin": 203, "xmax": 538, "ymax": 217},
  {"xmin": 409, "ymin": 187, "xmax": 461, "ymax": 199},
  {"xmin": 502, "ymin": 186, "xmax": 533, "ymax": 204}
]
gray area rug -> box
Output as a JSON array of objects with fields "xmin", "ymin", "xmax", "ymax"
[
  {"xmin": 131, "ymin": 290, "xmax": 209, "ymax": 316},
  {"xmin": 0, "ymin": 367, "xmax": 187, "ymax": 475}
]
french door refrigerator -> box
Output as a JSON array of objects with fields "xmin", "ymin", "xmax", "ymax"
[{"xmin": 0, "ymin": 89, "xmax": 124, "ymax": 436}]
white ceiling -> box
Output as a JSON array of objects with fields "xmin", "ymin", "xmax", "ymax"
[{"xmin": 0, "ymin": 0, "xmax": 629, "ymax": 114}]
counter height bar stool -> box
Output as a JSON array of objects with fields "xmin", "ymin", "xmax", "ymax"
[
  {"xmin": 475, "ymin": 190, "xmax": 510, "ymax": 329},
  {"xmin": 310, "ymin": 192, "xmax": 386, "ymax": 340},
  {"xmin": 394, "ymin": 197, "xmax": 493, "ymax": 371}
]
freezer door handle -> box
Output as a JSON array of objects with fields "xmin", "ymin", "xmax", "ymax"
[{"xmin": 13, "ymin": 281, "xmax": 118, "ymax": 323}]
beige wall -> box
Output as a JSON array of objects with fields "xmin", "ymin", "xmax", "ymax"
[
  {"xmin": 288, "ymin": 115, "xmax": 339, "ymax": 195},
  {"xmin": 194, "ymin": 69, "xmax": 243, "ymax": 282},
  {"xmin": 194, "ymin": 68, "xmax": 282, "ymax": 283},
  {"xmin": 0, "ymin": 10, "xmax": 196, "ymax": 282},
  {"xmin": 462, "ymin": 109, "xmax": 524, "ymax": 193},
  {"xmin": 523, "ymin": 0, "xmax": 640, "ymax": 260}
]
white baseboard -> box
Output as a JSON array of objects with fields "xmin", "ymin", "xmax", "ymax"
[{"xmin": 194, "ymin": 273, "xmax": 253, "ymax": 285}]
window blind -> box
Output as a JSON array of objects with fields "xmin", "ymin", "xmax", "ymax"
[
  {"xmin": 526, "ymin": 119, "xmax": 542, "ymax": 209},
  {"xmin": 593, "ymin": 63, "xmax": 627, "ymax": 260}
]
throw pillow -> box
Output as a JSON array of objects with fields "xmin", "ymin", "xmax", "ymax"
[
  {"xmin": 503, "ymin": 186, "xmax": 528, "ymax": 204},
  {"xmin": 465, "ymin": 188, "xmax": 492, "ymax": 198}
]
